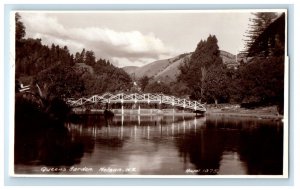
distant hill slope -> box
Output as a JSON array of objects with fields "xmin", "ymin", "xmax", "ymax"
[
  {"xmin": 124, "ymin": 53, "xmax": 191, "ymax": 83},
  {"xmin": 131, "ymin": 58, "xmax": 174, "ymax": 79},
  {"xmin": 153, "ymin": 53, "xmax": 192, "ymax": 83},
  {"xmin": 220, "ymin": 50, "xmax": 239, "ymax": 69},
  {"xmin": 122, "ymin": 66, "xmax": 139, "ymax": 75},
  {"xmin": 123, "ymin": 50, "xmax": 237, "ymax": 83},
  {"xmin": 220, "ymin": 50, "xmax": 236, "ymax": 64}
]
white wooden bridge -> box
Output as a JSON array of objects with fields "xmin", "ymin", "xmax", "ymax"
[{"xmin": 66, "ymin": 93, "xmax": 206, "ymax": 112}]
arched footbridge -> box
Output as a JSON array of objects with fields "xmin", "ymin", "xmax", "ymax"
[{"xmin": 66, "ymin": 93, "xmax": 206, "ymax": 112}]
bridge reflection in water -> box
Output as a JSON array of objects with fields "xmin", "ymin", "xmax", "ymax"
[
  {"xmin": 67, "ymin": 115, "xmax": 205, "ymax": 141},
  {"xmin": 14, "ymin": 114, "xmax": 283, "ymax": 175},
  {"xmin": 62, "ymin": 115, "xmax": 283, "ymax": 175}
]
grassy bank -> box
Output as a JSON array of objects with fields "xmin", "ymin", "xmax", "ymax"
[
  {"xmin": 205, "ymin": 104, "xmax": 283, "ymax": 120},
  {"xmin": 72, "ymin": 108, "xmax": 199, "ymax": 116},
  {"xmin": 71, "ymin": 104, "xmax": 284, "ymax": 120},
  {"xmin": 71, "ymin": 105, "xmax": 284, "ymax": 120}
]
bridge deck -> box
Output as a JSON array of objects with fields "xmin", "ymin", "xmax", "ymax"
[{"xmin": 66, "ymin": 93, "xmax": 206, "ymax": 112}]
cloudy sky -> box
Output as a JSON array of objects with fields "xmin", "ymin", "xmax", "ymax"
[{"xmin": 19, "ymin": 11, "xmax": 253, "ymax": 67}]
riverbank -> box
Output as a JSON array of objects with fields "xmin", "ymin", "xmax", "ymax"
[
  {"xmin": 71, "ymin": 106, "xmax": 283, "ymax": 120},
  {"xmin": 205, "ymin": 105, "xmax": 283, "ymax": 120},
  {"xmin": 72, "ymin": 108, "xmax": 201, "ymax": 116}
]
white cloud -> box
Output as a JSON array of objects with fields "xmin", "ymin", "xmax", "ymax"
[
  {"xmin": 23, "ymin": 13, "xmax": 67, "ymax": 37},
  {"xmin": 33, "ymin": 33, "xmax": 85, "ymax": 51},
  {"xmin": 20, "ymin": 12, "xmax": 173, "ymax": 67}
]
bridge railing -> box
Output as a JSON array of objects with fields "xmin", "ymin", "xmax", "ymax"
[{"xmin": 66, "ymin": 93, "xmax": 206, "ymax": 112}]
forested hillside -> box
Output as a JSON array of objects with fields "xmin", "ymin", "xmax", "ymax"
[
  {"xmin": 123, "ymin": 51, "xmax": 237, "ymax": 84},
  {"xmin": 15, "ymin": 12, "xmax": 285, "ymax": 113},
  {"xmin": 15, "ymin": 13, "xmax": 132, "ymax": 99},
  {"xmin": 130, "ymin": 13, "xmax": 285, "ymax": 114},
  {"xmin": 177, "ymin": 13, "xmax": 285, "ymax": 113}
]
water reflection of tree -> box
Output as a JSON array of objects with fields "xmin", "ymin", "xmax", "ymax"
[
  {"xmin": 175, "ymin": 116, "xmax": 283, "ymax": 175},
  {"xmin": 239, "ymin": 122, "xmax": 283, "ymax": 175},
  {"xmin": 15, "ymin": 127, "xmax": 85, "ymax": 166},
  {"xmin": 14, "ymin": 97, "xmax": 87, "ymax": 169},
  {"xmin": 175, "ymin": 118, "xmax": 226, "ymax": 175},
  {"xmin": 68, "ymin": 115, "xmax": 125, "ymax": 149},
  {"xmin": 66, "ymin": 124, "xmax": 96, "ymax": 155},
  {"xmin": 68, "ymin": 115, "xmax": 105, "ymax": 153},
  {"xmin": 211, "ymin": 117, "xmax": 284, "ymax": 175}
]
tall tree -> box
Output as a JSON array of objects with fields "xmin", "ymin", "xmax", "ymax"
[
  {"xmin": 244, "ymin": 12, "xmax": 278, "ymax": 56},
  {"xmin": 85, "ymin": 50, "xmax": 96, "ymax": 66},
  {"xmin": 35, "ymin": 64, "xmax": 85, "ymax": 99},
  {"xmin": 239, "ymin": 13, "xmax": 285, "ymax": 113},
  {"xmin": 80, "ymin": 48, "xmax": 86, "ymax": 62},
  {"xmin": 14, "ymin": 13, "xmax": 133, "ymax": 98},
  {"xmin": 139, "ymin": 76, "xmax": 150, "ymax": 92},
  {"xmin": 74, "ymin": 52, "xmax": 81, "ymax": 63},
  {"xmin": 203, "ymin": 65, "xmax": 229, "ymax": 104},
  {"xmin": 247, "ymin": 13, "xmax": 285, "ymax": 57},
  {"xmin": 178, "ymin": 35, "xmax": 223, "ymax": 100},
  {"xmin": 15, "ymin": 12, "xmax": 26, "ymax": 42},
  {"xmin": 74, "ymin": 49, "xmax": 86, "ymax": 63}
]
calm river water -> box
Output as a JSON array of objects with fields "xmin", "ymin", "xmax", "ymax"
[{"xmin": 14, "ymin": 114, "xmax": 284, "ymax": 175}]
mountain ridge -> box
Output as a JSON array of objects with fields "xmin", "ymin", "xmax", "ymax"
[{"xmin": 122, "ymin": 50, "xmax": 237, "ymax": 83}]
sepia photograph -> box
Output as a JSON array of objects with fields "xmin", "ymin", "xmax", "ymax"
[{"xmin": 12, "ymin": 10, "xmax": 288, "ymax": 177}]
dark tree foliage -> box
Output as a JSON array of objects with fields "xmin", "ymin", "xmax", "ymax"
[
  {"xmin": 74, "ymin": 48, "xmax": 89, "ymax": 63},
  {"xmin": 225, "ymin": 69, "xmax": 244, "ymax": 103},
  {"xmin": 239, "ymin": 57, "xmax": 284, "ymax": 109},
  {"xmin": 144, "ymin": 81, "xmax": 171, "ymax": 95},
  {"xmin": 15, "ymin": 12, "xmax": 26, "ymax": 42},
  {"xmin": 81, "ymin": 59, "xmax": 132, "ymax": 95},
  {"xmin": 74, "ymin": 52, "xmax": 82, "ymax": 63},
  {"xmin": 244, "ymin": 12, "xmax": 278, "ymax": 56},
  {"xmin": 240, "ymin": 13, "xmax": 285, "ymax": 113},
  {"xmin": 85, "ymin": 50, "xmax": 96, "ymax": 66},
  {"xmin": 247, "ymin": 13, "xmax": 285, "ymax": 57},
  {"xmin": 169, "ymin": 81, "xmax": 191, "ymax": 98},
  {"xmin": 80, "ymin": 48, "xmax": 86, "ymax": 62},
  {"xmin": 178, "ymin": 35, "xmax": 223, "ymax": 101},
  {"xmin": 16, "ymin": 38, "xmax": 74, "ymax": 78},
  {"xmin": 139, "ymin": 76, "xmax": 150, "ymax": 92},
  {"xmin": 35, "ymin": 64, "xmax": 85, "ymax": 99},
  {"xmin": 202, "ymin": 65, "xmax": 229, "ymax": 104},
  {"xmin": 15, "ymin": 13, "xmax": 132, "ymax": 98}
]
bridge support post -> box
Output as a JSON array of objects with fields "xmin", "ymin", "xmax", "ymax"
[
  {"xmin": 121, "ymin": 104, "xmax": 124, "ymax": 115},
  {"xmin": 138, "ymin": 115, "xmax": 141, "ymax": 126},
  {"xmin": 138, "ymin": 104, "xmax": 141, "ymax": 115},
  {"xmin": 121, "ymin": 115, "xmax": 124, "ymax": 139}
]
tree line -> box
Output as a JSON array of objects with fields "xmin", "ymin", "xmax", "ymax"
[
  {"xmin": 15, "ymin": 12, "xmax": 285, "ymax": 114},
  {"xmin": 136, "ymin": 12, "xmax": 285, "ymax": 113},
  {"xmin": 15, "ymin": 13, "xmax": 132, "ymax": 100},
  {"xmin": 177, "ymin": 12, "xmax": 284, "ymax": 113}
]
